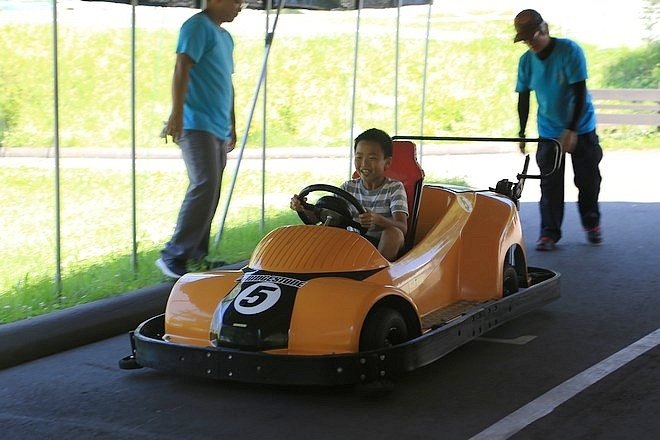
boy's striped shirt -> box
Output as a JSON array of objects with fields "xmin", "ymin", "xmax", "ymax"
[{"xmin": 340, "ymin": 177, "xmax": 408, "ymax": 240}]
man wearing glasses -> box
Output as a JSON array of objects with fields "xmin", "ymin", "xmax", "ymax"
[{"xmin": 513, "ymin": 9, "xmax": 603, "ymax": 251}]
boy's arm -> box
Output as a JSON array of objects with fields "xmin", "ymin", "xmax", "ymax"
[
  {"xmin": 359, "ymin": 211, "xmax": 408, "ymax": 236},
  {"xmin": 290, "ymin": 194, "xmax": 320, "ymax": 223},
  {"xmin": 390, "ymin": 212, "xmax": 409, "ymax": 236}
]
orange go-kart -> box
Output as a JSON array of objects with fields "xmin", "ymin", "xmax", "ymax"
[{"xmin": 120, "ymin": 136, "xmax": 560, "ymax": 386}]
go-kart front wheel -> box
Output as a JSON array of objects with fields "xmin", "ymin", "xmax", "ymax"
[{"xmin": 359, "ymin": 307, "xmax": 409, "ymax": 351}]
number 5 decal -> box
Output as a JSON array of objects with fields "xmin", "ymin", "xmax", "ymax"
[{"xmin": 233, "ymin": 282, "xmax": 282, "ymax": 315}]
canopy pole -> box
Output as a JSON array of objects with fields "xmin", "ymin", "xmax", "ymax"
[
  {"xmin": 348, "ymin": 0, "xmax": 363, "ymax": 178},
  {"xmin": 394, "ymin": 0, "xmax": 402, "ymax": 134},
  {"xmin": 130, "ymin": 0, "xmax": 138, "ymax": 274},
  {"xmin": 51, "ymin": 0, "xmax": 62, "ymax": 295},
  {"xmin": 260, "ymin": 0, "xmax": 272, "ymax": 234},
  {"xmin": 419, "ymin": 2, "xmax": 432, "ymax": 164},
  {"xmin": 212, "ymin": 0, "xmax": 286, "ymax": 250}
]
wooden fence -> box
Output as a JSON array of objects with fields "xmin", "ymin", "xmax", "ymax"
[{"xmin": 590, "ymin": 88, "xmax": 660, "ymax": 127}]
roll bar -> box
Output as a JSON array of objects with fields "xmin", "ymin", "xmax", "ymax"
[
  {"xmin": 391, "ymin": 135, "xmax": 563, "ymax": 207},
  {"xmin": 391, "ymin": 135, "xmax": 562, "ymax": 179}
]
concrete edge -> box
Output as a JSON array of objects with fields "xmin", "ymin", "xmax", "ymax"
[
  {"xmin": 0, "ymin": 144, "xmax": 519, "ymax": 159},
  {"xmin": 0, "ymin": 282, "xmax": 174, "ymax": 370}
]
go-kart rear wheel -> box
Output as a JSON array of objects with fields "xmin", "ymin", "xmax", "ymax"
[
  {"xmin": 359, "ymin": 307, "xmax": 409, "ymax": 351},
  {"xmin": 503, "ymin": 263, "xmax": 519, "ymax": 296}
]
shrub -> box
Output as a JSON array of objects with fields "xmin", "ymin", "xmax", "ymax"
[{"xmin": 602, "ymin": 42, "xmax": 660, "ymax": 88}]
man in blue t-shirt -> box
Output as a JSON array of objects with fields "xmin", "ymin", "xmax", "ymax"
[
  {"xmin": 157, "ymin": 0, "xmax": 243, "ymax": 279},
  {"xmin": 513, "ymin": 9, "xmax": 603, "ymax": 251}
]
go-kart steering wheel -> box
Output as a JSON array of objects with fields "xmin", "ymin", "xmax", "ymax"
[{"xmin": 297, "ymin": 184, "xmax": 368, "ymax": 235}]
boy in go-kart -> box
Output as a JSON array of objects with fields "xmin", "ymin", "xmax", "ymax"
[{"xmin": 290, "ymin": 128, "xmax": 408, "ymax": 261}]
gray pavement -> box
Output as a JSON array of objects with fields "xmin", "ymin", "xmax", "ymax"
[
  {"xmin": 3, "ymin": 148, "xmax": 658, "ymax": 204},
  {"xmin": 0, "ymin": 142, "xmax": 518, "ymax": 159},
  {"xmin": 0, "ymin": 201, "xmax": 659, "ymax": 439}
]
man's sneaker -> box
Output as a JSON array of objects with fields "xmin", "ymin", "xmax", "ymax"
[
  {"xmin": 535, "ymin": 237, "xmax": 556, "ymax": 251},
  {"xmin": 586, "ymin": 226, "xmax": 602, "ymax": 245},
  {"xmin": 156, "ymin": 258, "xmax": 187, "ymax": 279}
]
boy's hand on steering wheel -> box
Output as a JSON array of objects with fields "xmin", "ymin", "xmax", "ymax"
[
  {"xmin": 358, "ymin": 212, "xmax": 377, "ymax": 229},
  {"xmin": 290, "ymin": 194, "xmax": 306, "ymax": 212}
]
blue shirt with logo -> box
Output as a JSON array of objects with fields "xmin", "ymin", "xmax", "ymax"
[
  {"xmin": 515, "ymin": 38, "xmax": 596, "ymax": 138},
  {"xmin": 177, "ymin": 12, "xmax": 234, "ymax": 140}
]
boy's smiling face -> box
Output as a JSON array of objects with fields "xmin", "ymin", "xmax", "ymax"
[{"xmin": 354, "ymin": 140, "xmax": 391, "ymax": 187}]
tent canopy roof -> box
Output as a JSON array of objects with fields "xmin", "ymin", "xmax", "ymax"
[{"xmin": 82, "ymin": 0, "xmax": 432, "ymax": 11}]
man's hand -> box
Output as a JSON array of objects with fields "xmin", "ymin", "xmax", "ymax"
[
  {"xmin": 518, "ymin": 131, "xmax": 526, "ymax": 154},
  {"xmin": 226, "ymin": 128, "xmax": 237, "ymax": 153},
  {"xmin": 165, "ymin": 111, "xmax": 183, "ymax": 143},
  {"xmin": 559, "ymin": 129, "xmax": 577, "ymax": 154}
]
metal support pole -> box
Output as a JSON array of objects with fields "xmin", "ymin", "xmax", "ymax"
[
  {"xmin": 130, "ymin": 0, "xmax": 138, "ymax": 274},
  {"xmin": 394, "ymin": 0, "xmax": 402, "ymax": 134},
  {"xmin": 261, "ymin": 0, "xmax": 272, "ymax": 234},
  {"xmin": 419, "ymin": 2, "xmax": 432, "ymax": 164},
  {"xmin": 348, "ymin": 1, "xmax": 363, "ymax": 178},
  {"xmin": 212, "ymin": 0, "xmax": 286, "ymax": 249},
  {"xmin": 51, "ymin": 0, "xmax": 62, "ymax": 295}
]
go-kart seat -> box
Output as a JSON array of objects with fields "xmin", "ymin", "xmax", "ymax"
[
  {"xmin": 386, "ymin": 140, "xmax": 425, "ymax": 250},
  {"xmin": 353, "ymin": 140, "xmax": 425, "ymax": 251}
]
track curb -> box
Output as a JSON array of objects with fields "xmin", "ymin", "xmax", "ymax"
[{"xmin": 0, "ymin": 282, "xmax": 173, "ymax": 370}]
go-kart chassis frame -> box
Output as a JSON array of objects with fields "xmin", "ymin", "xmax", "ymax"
[{"xmin": 126, "ymin": 268, "xmax": 559, "ymax": 386}]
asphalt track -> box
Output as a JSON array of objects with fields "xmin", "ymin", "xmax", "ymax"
[
  {"xmin": 2, "ymin": 202, "xmax": 659, "ymax": 439},
  {"xmin": 2, "ymin": 154, "xmax": 660, "ymax": 439}
]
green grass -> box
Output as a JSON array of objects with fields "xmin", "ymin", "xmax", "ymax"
[
  {"xmin": 0, "ymin": 167, "xmax": 299, "ymax": 323},
  {"xmin": 1, "ymin": 11, "xmax": 657, "ymax": 150},
  {"xmin": 0, "ymin": 157, "xmax": 465, "ymax": 324},
  {"xmin": 0, "ymin": 162, "xmax": 337, "ymax": 322},
  {"xmin": 0, "ymin": 215, "xmax": 297, "ymax": 323}
]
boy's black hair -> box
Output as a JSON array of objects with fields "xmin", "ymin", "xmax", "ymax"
[{"xmin": 354, "ymin": 128, "xmax": 393, "ymax": 158}]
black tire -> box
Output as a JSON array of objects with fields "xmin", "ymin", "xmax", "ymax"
[
  {"xmin": 118, "ymin": 355, "xmax": 143, "ymax": 370},
  {"xmin": 503, "ymin": 263, "xmax": 519, "ymax": 296},
  {"xmin": 359, "ymin": 307, "xmax": 409, "ymax": 351}
]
